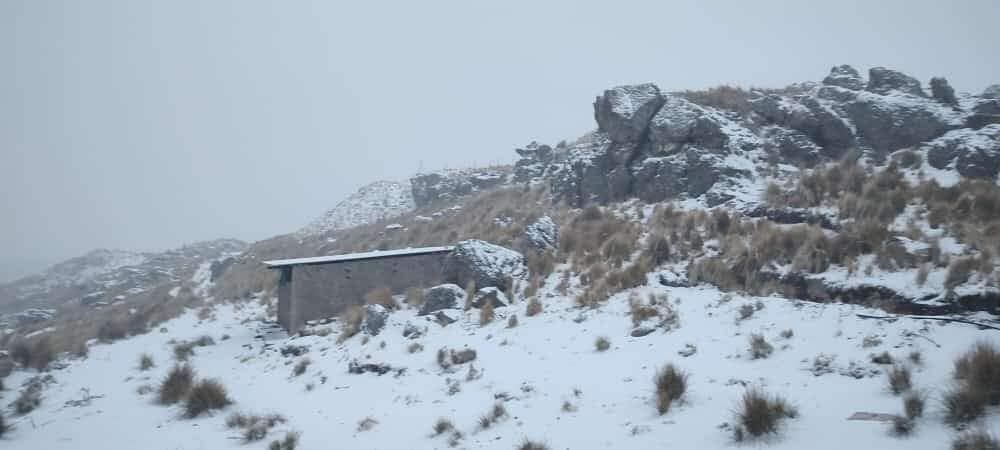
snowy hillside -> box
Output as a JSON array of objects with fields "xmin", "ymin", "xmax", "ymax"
[
  {"xmin": 3, "ymin": 279, "xmax": 998, "ymax": 449},
  {"xmin": 296, "ymin": 181, "xmax": 416, "ymax": 238}
]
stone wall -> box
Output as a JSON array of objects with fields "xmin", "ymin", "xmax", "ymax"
[{"xmin": 280, "ymin": 252, "xmax": 449, "ymax": 332}]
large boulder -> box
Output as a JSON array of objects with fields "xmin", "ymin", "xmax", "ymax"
[
  {"xmin": 924, "ymin": 125, "xmax": 1000, "ymax": 179},
  {"xmin": 548, "ymin": 132, "xmax": 615, "ymax": 207},
  {"xmin": 513, "ymin": 141, "xmax": 555, "ymax": 183},
  {"xmin": 524, "ymin": 215, "xmax": 558, "ymax": 250},
  {"xmin": 822, "ymin": 65, "xmax": 865, "ymax": 90},
  {"xmin": 750, "ymin": 95, "xmax": 854, "ymax": 157},
  {"xmin": 445, "ymin": 240, "xmax": 527, "ymax": 290},
  {"xmin": 418, "ymin": 284, "xmax": 465, "ymax": 315},
  {"xmin": 930, "ymin": 77, "xmax": 958, "ymax": 106},
  {"xmin": 866, "ymin": 67, "xmax": 926, "ymax": 97},
  {"xmin": 593, "ymin": 83, "xmax": 665, "ymax": 143},
  {"xmin": 649, "ymin": 95, "xmax": 728, "ymax": 150},
  {"xmin": 361, "ymin": 304, "xmax": 389, "ymax": 336},
  {"xmin": 845, "ymin": 93, "xmax": 956, "ymax": 155}
]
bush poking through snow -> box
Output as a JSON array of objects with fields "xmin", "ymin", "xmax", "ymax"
[
  {"xmin": 507, "ymin": 314, "xmax": 518, "ymax": 328},
  {"xmin": 749, "ymin": 334, "xmax": 774, "ymax": 359},
  {"xmin": 526, "ymin": 297, "xmax": 543, "ymax": 317},
  {"xmin": 733, "ymin": 388, "xmax": 797, "ymax": 441},
  {"xmin": 952, "ymin": 430, "xmax": 1000, "ymax": 450},
  {"xmin": 477, "ymin": 402, "xmax": 508, "ymax": 430},
  {"xmin": 654, "ymin": 364, "xmax": 688, "ymax": 415},
  {"xmin": 595, "ymin": 336, "xmax": 611, "ymax": 352},
  {"xmin": 944, "ymin": 385, "xmax": 986, "ymax": 426},
  {"xmin": 737, "ymin": 304, "xmax": 755, "ymax": 322},
  {"xmin": 268, "ymin": 431, "xmax": 300, "ymax": 450},
  {"xmin": 432, "ymin": 418, "xmax": 454, "ymax": 436},
  {"xmin": 909, "ymin": 350, "xmax": 923, "ymax": 366},
  {"xmin": 227, "ymin": 412, "xmax": 287, "ymax": 443},
  {"xmin": 888, "ymin": 365, "xmax": 912, "ymax": 394},
  {"xmin": 954, "ymin": 342, "xmax": 1000, "ymax": 405},
  {"xmin": 14, "ymin": 384, "xmax": 42, "ymax": 415},
  {"xmin": 780, "ymin": 329, "xmax": 794, "ymax": 339},
  {"xmin": 480, "ymin": 299, "xmax": 495, "ymax": 326},
  {"xmin": 139, "ymin": 353, "xmax": 155, "ymax": 371},
  {"xmin": 337, "ymin": 305, "xmax": 365, "ymax": 343},
  {"xmin": 159, "ymin": 364, "xmax": 195, "ymax": 405},
  {"xmin": 174, "ymin": 342, "xmax": 196, "ymax": 361},
  {"xmin": 292, "ymin": 358, "xmax": 311, "ymax": 377},
  {"xmin": 358, "ymin": 417, "xmax": 378, "ymax": 432},
  {"xmin": 184, "ymin": 379, "xmax": 232, "ymax": 418},
  {"xmin": 890, "ymin": 416, "xmax": 915, "ymax": 437},
  {"xmin": 408, "ymin": 342, "xmax": 424, "ymax": 353},
  {"xmin": 871, "ymin": 351, "xmax": 894, "ymax": 365},
  {"xmin": 518, "ymin": 439, "xmax": 551, "ymax": 450},
  {"xmin": 904, "ymin": 391, "xmax": 925, "ymax": 419}
]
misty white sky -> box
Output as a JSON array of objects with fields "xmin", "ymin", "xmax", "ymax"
[{"xmin": 2, "ymin": 0, "xmax": 999, "ymax": 276}]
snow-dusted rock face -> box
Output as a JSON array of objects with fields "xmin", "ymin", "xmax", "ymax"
[
  {"xmin": 523, "ymin": 216, "xmax": 558, "ymax": 251},
  {"xmin": 418, "ymin": 284, "xmax": 465, "ymax": 315},
  {"xmin": 924, "ymin": 125, "xmax": 1000, "ymax": 179},
  {"xmin": 593, "ymin": 83, "xmax": 666, "ymax": 143},
  {"xmin": 297, "ymin": 180, "xmax": 415, "ymax": 237},
  {"xmin": 515, "ymin": 64, "xmax": 997, "ymax": 208},
  {"xmin": 444, "ymin": 240, "xmax": 526, "ymax": 290},
  {"xmin": 361, "ymin": 304, "xmax": 389, "ymax": 336},
  {"xmin": 410, "ymin": 168, "xmax": 508, "ymax": 207}
]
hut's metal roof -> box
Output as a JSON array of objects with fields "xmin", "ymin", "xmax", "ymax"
[{"xmin": 263, "ymin": 246, "xmax": 453, "ymax": 268}]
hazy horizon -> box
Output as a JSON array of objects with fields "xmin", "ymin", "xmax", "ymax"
[{"xmin": 3, "ymin": 0, "xmax": 999, "ymax": 268}]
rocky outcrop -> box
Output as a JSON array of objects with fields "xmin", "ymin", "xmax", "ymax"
[
  {"xmin": 924, "ymin": 125, "xmax": 1000, "ymax": 179},
  {"xmin": 523, "ymin": 216, "xmax": 558, "ymax": 251},
  {"xmin": 845, "ymin": 92, "xmax": 956, "ymax": 155},
  {"xmin": 361, "ymin": 304, "xmax": 389, "ymax": 335},
  {"xmin": 930, "ymin": 77, "xmax": 958, "ymax": 106},
  {"xmin": 594, "ymin": 83, "xmax": 665, "ymax": 143},
  {"xmin": 444, "ymin": 240, "xmax": 526, "ymax": 290},
  {"xmin": 410, "ymin": 168, "xmax": 508, "ymax": 207},
  {"xmin": 418, "ymin": 284, "xmax": 464, "ymax": 315},
  {"xmin": 513, "ymin": 142, "xmax": 555, "ymax": 182},
  {"xmin": 866, "ymin": 67, "xmax": 926, "ymax": 97},
  {"xmin": 822, "ymin": 65, "xmax": 864, "ymax": 90},
  {"xmin": 967, "ymin": 99, "xmax": 1000, "ymax": 129}
]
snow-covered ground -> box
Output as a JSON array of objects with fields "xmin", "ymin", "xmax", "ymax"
[{"xmin": 4, "ymin": 279, "xmax": 999, "ymax": 449}]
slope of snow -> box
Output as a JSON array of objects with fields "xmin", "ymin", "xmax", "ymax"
[
  {"xmin": 5, "ymin": 280, "xmax": 999, "ymax": 450},
  {"xmin": 296, "ymin": 181, "xmax": 416, "ymax": 238}
]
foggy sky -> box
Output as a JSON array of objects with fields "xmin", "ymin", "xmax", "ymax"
[{"xmin": 2, "ymin": 0, "xmax": 999, "ymax": 274}]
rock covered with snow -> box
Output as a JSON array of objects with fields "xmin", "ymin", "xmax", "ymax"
[
  {"xmin": 472, "ymin": 287, "xmax": 508, "ymax": 308},
  {"xmin": 923, "ymin": 125, "xmax": 1000, "ymax": 179},
  {"xmin": 524, "ymin": 216, "xmax": 558, "ymax": 250},
  {"xmin": 513, "ymin": 141, "xmax": 556, "ymax": 183},
  {"xmin": 930, "ymin": 77, "xmax": 958, "ymax": 105},
  {"xmin": 410, "ymin": 168, "xmax": 508, "ymax": 207},
  {"xmin": 822, "ymin": 64, "xmax": 865, "ymax": 90},
  {"xmin": 297, "ymin": 180, "xmax": 415, "ymax": 237},
  {"xmin": 593, "ymin": 83, "xmax": 665, "ymax": 143},
  {"xmin": 866, "ymin": 67, "xmax": 926, "ymax": 97},
  {"xmin": 418, "ymin": 284, "xmax": 465, "ymax": 315},
  {"xmin": 444, "ymin": 240, "xmax": 526, "ymax": 290},
  {"xmin": 845, "ymin": 90, "xmax": 958, "ymax": 155},
  {"xmin": 361, "ymin": 304, "xmax": 389, "ymax": 336}
]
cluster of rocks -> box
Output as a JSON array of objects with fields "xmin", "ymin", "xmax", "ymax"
[
  {"xmin": 409, "ymin": 168, "xmax": 509, "ymax": 207},
  {"xmin": 511, "ymin": 65, "xmax": 1000, "ymax": 207}
]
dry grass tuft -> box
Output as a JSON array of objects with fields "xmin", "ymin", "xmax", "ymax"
[
  {"xmin": 159, "ymin": 364, "xmax": 195, "ymax": 405},
  {"xmin": 733, "ymin": 388, "xmax": 797, "ymax": 441},
  {"xmin": 888, "ymin": 365, "xmax": 912, "ymax": 395},
  {"xmin": 337, "ymin": 305, "xmax": 365, "ymax": 343},
  {"xmin": 526, "ymin": 297, "xmax": 543, "ymax": 317},
  {"xmin": 139, "ymin": 353, "xmax": 155, "ymax": 371},
  {"xmin": 953, "ymin": 430, "xmax": 1000, "ymax": 450},
  {"xmin": 432, "ymin": 418, "xmax": 454, "ymax": 436},
  {"xmin": 183, "ymin": 379, "xmax": 232, "ymax": 418},
  {"xmin": 595, "ymin": 336, "xmax": 611, "ymax": 352},
  {"xmin": 654, "ymin": 364, "xmax": 688, "ymax": 415},
  {"xmin": 479, "ymin": 299, "xmax": 495, "ymax": 326},
  {"xmin": 292, "ymin": 358, "xmax": 311, "ymax": 377},
  {"xmin": 365, "ymin": 287, "xmax": 397, "ymax": 310},
  {"xmin": 749, "ymin": 334, "xmax": 774, "ymax": 359},
  {"xmin": 518, "ymin": 439, "xmax": 551, "ymax": 450},
  {"xmin": 507, "ymin": 314, "xmax": 519, "ymax": 328},
  {"xmin": 903, "ymin": 391, "xmax": 925, "ymax": 419}
]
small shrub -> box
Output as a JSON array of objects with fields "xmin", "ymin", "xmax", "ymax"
[
  {"xmin": 630, "ymin": 295, "xmax": 660, "ymax": 327},
  {"xmin": 780, "ymin": 329, "xmax": 794, "ymax": 339},
  {"xmin": 14, "ymin": 386, "xmax": 42, "ymax": 414},
  {"xmin": 944, "ymin": 385, "xmax": 986, "ymax": 426},
  {"xmin": 526, "ymin": 297, "xmax": 542, "ymax": 317},
  {"xmin": 654, "ymin": 364, "xmax": 688, "ymax": 415},
  {"xmin": 507, "ymin": 314, "xmax": 518, "ymax": 328},
  {"xmin": 437, "ymin": 348, "xmax": 452, "ymax": 370},
  {"xmin": 139, "ymin": 353, "xmax": 155, "ymax": 371},
  {"xmin": 357, "ymin": 417, "xmax": 378, "ymax": 431},
  {"xmin": 953, "ymin": 430, "xmax": 1000, "ymax": 450},
  {"xmin": 174, "ymin": 342, "xmax": 196, "ymax": 361},
  {"xmin": 365, "ymin": 287, "xmax": 396, "ymax": 310},
  {"xmin": 909, "ymin": 350, "xmax": 923, "ymax": 366},
  {"xmin": 408, "ymin": 342, "xmax": 424, "ymax": 353},
  {"xmin": 158, "ymin": 364, "xmax": 195, "ymax": 405},
  {"xmin": 749, "ymin": 334, "xmax": 773, "ymax": 359},
  {"xmin": 337, "ymin": 305, "xmax": 364, "ymax": 343},
  {"xmin": 518, "ymin": 439, "xmax": 551, "ymax": 450},
  {"xmin": 904, "ymin": 391, "xmax": 925, "ymax": 419},
  {"xmin": 888, "ymin": 365, "xmax": 912, "ymax": 394},
  {"xmin": 595, "ymin": 336, "xmax": 611, "ymax": 352},
  {"xmin": 871, "ymin": 351, "xmax": 894, "ymax": 365},
  {"xmin": 433, "ymin": 418, "xmax": 454, "ymax": 436},
  {"xmin": 293, "ymin": 358, "xmax": 311, "ymax": 377},
  {"xmin": 269, "ymin": 431, "xmax": 300, "ymax": 450},
  {"xmin": 562, "ymin": 401, "xmax": 577, "ymax": 412},
  {"xmin": 890, "ymin": 416, "xmax": 915, "ymax": 437},
  {"xmin": 954, "ymin": 342, "xmax": 1000, "ymax": 405},
  {"xmin": 734, "ymin": 388, "xmax": 797, "ymax": 440},
  {"xmin": 184, "ymin": 379, "xmax": 232, "ymax": 418},
  {"xmin": 480, "ymin": 299, "xmax": 495, "ymax": 326},
  {"xmin": 737, "ymin": 304, "xmax": 755, "ymax": 321}
]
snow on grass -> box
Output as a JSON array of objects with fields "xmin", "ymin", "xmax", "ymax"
[{"xmin": 4, "ymin": 282, "xmax": 1000, "ymax": 449}]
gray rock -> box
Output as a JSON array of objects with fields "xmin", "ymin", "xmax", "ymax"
[
  {"xmin": 630, "ymin": 327, "xmax": 656, "ymax": 337},
  {"xmin": 361, "ymin": 304, "xmax": 389, "ymax": 336},
  {"xmin": 649, "ymin": 95, "xmax": 728, "ymax": 149},
  {"xmin": 816, "ymin": 85, "xmax": 860, "ymax": 103},
  {"xmin": 434, "ymin": 311, "xmax": 457, "ymax": 326},
  {"xmin": 402, "ymin": 322, "xmax": 426, "ymax": 339},
  {"xmin": 410, "ymin": 169, "xmax": 507, "ymax": 207},
  {"xmin": 845, "ymin": 95, "xmax": 954, "ymax": 155},
  {"xmin": 822, "ymin": 65, "xmax": 864, "ymax": 90},
  {"xmin": 924, "ymin": 125, "xmax": 1000, "ymax": 179},
  {"xmin": 444, "ymin": 240, "xmax": 527, "ymax": 290},
  {"xmin": 930, "ymin": 77, "xmax": 958, "ymax": 105},
  {"xmin": 631, "ymin": 154, "xmax": 688, "ymax": 203},
  {"xmin": 593, "ymin": 83, "xmax": 665, "ymax": 143},
  {"xmin": 751, "ymin": 95, "xmax": 853, "ymax": 155},
  {"xmin": 866, "ymin": 67, "xmax": 926, "ymax": 97},
  {"xmin": 983, "ymin": 84, "xmax": 1000, "ymax": 99},
  {"xmin": 513, "ymin": 142, "xmax": 555, "ymax": 182},
  {"xmin": 418, "ymin": 284, "xmax": 465, "ymax": 315},
  {"xmin": 967, "ymin": 99, "xmax": 1000, "ymax": 129},
  {"xmin": 524, "ymin": 215, "xmax": 558, "ymax": 250},
  {"xmin": 767, "ymin": 128, "xmax": 823, "ymax": 167},
  {"xmin": 548, "ymin": 132, "xmax": 614, "ymax": 207},
  {"xmin": 472, "ymin": 287, "xmax": 508, "ymax": 308}
]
